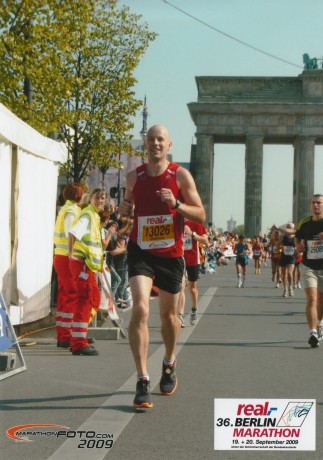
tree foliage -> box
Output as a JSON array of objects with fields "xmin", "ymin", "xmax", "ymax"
[
  {"xmin": 0, "ymin": 0, "xmax": 156, "ymax": 181},
  {"xmin": 232, "ymin": 224, "xmax": 245, "ymax": 236}
]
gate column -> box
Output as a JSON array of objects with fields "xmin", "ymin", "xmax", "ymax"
[
  {"xmin": 194, "ymin": 133, "xmax": 214, "ymax": 223},
  {"xmin": 244, "ymin": 135, "xmax": 263, "ymax": 237},
  {"xmin": 293, "ymin": 136, "xmax": 315, "ymax": 223}
]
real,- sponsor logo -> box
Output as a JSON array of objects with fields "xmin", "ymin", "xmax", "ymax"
[{"xmin": 146, "ymin": 216, "xmax": 167, "ymax": 225}]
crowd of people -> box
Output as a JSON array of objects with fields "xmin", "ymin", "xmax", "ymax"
[
  {"xmin": 53, "ymin": 123, "xmax": 323, "ymax": 409},
  {"xmin": 197, "ymin": 226, "xmax": 303, "ymax": 296}
]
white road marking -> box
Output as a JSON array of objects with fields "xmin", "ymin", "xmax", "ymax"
[{"xmin": 48, "ymin": 288, "xmax": 217, "ymax": 459}]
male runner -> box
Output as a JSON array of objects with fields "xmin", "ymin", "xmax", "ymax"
[
  {"xmin": 119, "ymin": 124, "xmax": 205, "ymax": 408},
  {"xmin": 281, "ymin": 195, "xmax": 323, "ymax": 347}
]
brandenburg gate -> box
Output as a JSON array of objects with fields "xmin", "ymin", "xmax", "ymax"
[{"xmin": 188, "ymin": 70, "xmax": 323, "ymax": 236}]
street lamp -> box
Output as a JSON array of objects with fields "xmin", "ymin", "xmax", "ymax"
[
  {"xmin": 140, "ymin": 95, "xmax": 148, "ymax": 162},
  {"xmin": 116, "ymin": 163, "xmax": 124, "ymax": 206},
  {"xmin": 99, "ymin": 165, "xmax": 108, "ymax": 188}
]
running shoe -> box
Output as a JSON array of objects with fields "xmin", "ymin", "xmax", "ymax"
[
  {"xmin": 282, "ymin": 288, "xmax": 288, "ymax": 297},
  {"xmin": 308, "ymin": 332, "xmax": 320, "ymax": 348},
  {"xmin": 297, "ymin": 282, "xmax": 302, "ymax": 289},
  {"xmin": 190, "ymin": 310, "xmax": 198, "ymax": 325},
  {"xmin": 160, "ymin": 360, "xmax": 177, "ymax": 395},
  {"xmin": 178, "ymin": 315, "xmax": 185, "ymax": 328},
  {"xmin": 318, "ymin": 326, "xmax": 323, "ymax": 342},
  {"xmin": 276, "ymin": 283, "xmax": 280, "ymax": 288},
  {"xmin": 133, "ymin": 379, "xmax": 153, "ymax": 408},
  {"xmin": 289, "ymin": 287, "xmax": 294, "ymax": 297}
]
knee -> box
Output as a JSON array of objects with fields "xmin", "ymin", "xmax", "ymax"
[
  {"xmin": 131, "ymin": 302, "xmax": 149, "ymax": 325},
  {"xmin": 160, "ymin": 307, "xmax": 177, "ymax": 326}
]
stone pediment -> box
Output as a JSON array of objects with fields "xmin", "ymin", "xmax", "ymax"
[
  {"xmin": 188, "ymin": 71, "xmax": 321, "ymax": 233},
  {"xmin": 188, "ymin": 72, "xmax": 323, "ymax": 145}
]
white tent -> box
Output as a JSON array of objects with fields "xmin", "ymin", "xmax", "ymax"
[{"xmin": 0, "ymin": 103, "xmax": 67, "ymax": 325}]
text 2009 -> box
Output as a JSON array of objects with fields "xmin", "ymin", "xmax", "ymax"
[{"xmin": 78, "ymin": 439, "xmax": 113, "ymax": 449}]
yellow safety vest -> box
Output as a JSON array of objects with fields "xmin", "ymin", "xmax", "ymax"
[
  {"xmin": 72, "ymin": 204, "xmax": 103, "ymax": 272},
  {"xmin": 54, "ymin": 200, "xmax": 80, "ymax": 256}
]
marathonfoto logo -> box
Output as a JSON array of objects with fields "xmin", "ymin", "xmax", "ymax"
[
  {"xmin": 6, "ymin": 424, "xmax": 70, "ymax": 442},
  {"xmin": 276, "ymin": 402, "xmax": 314, "ymax": 427},
  {"xmin": 6, "ymin": 424, "xmax": 114, "ymax": 449}
]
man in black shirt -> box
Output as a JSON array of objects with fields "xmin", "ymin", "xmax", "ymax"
[{"xmin": 282, "ymin": 194, "xmax": 323, "ymax": 347}]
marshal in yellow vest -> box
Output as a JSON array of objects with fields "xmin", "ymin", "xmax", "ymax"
[
  {"xmin": 72, "ymin": 204, "xmax": 103, "ymax": 272},
  {"xmin": 54, "ymin": 200, "xmax": 81, "ymax": 256}
]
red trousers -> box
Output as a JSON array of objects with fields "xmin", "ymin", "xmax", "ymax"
[
  {"xmin": 53, "ymin": 255, "xmax": 77, "ymax": 343},
  {"xmin": 69, "ymin": 260, "xmax": 101, "ymax": 351}
]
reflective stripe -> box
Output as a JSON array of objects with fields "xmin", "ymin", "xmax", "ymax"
[
  {"xmin": 54, "ymin": 243, "xmax": 67, "ymax": 249},
  {"xmin": 54, "ymin": 232, "xmax": 66, "ymax": 238},
  {"xmin": 72, "ymin": 322, "xmax": 88, "ymax": 328},
  {"xmin": 82, "ymin": 241, "xmax": 102, "ymax": 248},
  {"xmin": 57, "ymin": 312, "xmax": 73, "ymax": 319},
  {"xmin": 56, "ymin": 321, "xmax": 72, "ymax": 328},
  {"xmin": 73, "ymin": 249, "xmax": 102, "ymax": 264},
  {"xmin": 71, "ymin": 331, "xmax": 87, "ymax": 338}
]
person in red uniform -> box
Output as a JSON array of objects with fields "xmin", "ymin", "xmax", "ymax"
[
  {"xmin": 177, "ymin": 220, "xmax": 208, "ymax": 327},
  {"xmin": 68, "ymin": 187, "xmax": 107, "ymax": 356},
  {"xmin": 53, "ymin": 182, "xmax": 86, "ymax": 348},
  {"xmin": 118, "ymin": 124, "xmax": 205, "ymax": 409}
]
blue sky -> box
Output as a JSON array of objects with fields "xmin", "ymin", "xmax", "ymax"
[{"xmin": 121, "ymin": 0, "xmax": 323, "ymax": 233}]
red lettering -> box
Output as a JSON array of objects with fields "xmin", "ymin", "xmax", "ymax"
[
  {"xmin": 147, "ymin": 216, "xmax": 163, "ymax": 225},
  {"xmin": 244, "ymin": 404, "xmax": 254, "ymax": 416},
  {"xmin": 236, "ymin": 402, "xmax": 270, "ymax": 416},
  {"xmin": 237, "ymin": 404, "xmax": 245, "ymax": 415}
]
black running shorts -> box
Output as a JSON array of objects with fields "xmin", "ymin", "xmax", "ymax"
[
  {"xmin": 127, "ymin": 240, "xmax": 184, "ymax": 294},
  {"xmin": 186, "ymin": 264, "xmax": 200, "ymax": 282}
]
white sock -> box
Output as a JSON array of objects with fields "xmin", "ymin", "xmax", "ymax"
[{"xmin": 137, "ymin": 373, "xmax": 149, "ymax": 381}]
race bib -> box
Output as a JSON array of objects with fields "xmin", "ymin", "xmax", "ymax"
[
  {"xmin": 183, "ymin": 235, "xmax": 193, "ymax": 251},
  {"xmin": 283, "ymin": 246, "xmax": 295, "ymax": 256},
  {"xmin": 253, "ymin": 250, "xmax": 261, "ymax": 256},
  {"xmin": 307, "ymin": 240, "xmax": 323, "ymax": 259},
  {"xmin": 138, "ymin": 214, "xmax": 175, "ymax": 250}
]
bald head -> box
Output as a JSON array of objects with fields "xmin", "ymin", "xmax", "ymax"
[
  {"xmin": 144, "ymin": 125, "xmax": 173, "ymax": 160},
  {"xmin": 146, "ymin": 124, "xmax": 171, "ymax": 141}
]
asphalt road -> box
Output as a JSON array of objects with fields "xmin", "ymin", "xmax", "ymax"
[{"xmin": 1, "ymin": 261, "xmax": 322, "ymax": 460}]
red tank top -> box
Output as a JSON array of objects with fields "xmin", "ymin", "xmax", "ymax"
[
  {"xmin": 129, "ymin": 162, "xmax": 184, "ymax": 258},
  {"xmin": 183, "ymin": 221, "xmax": 206, "ymax": 266}
]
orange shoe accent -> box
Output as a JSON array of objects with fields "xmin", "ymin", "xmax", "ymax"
[
  {"xmin": 133, "ymin": 401, "xmax": 153, "ymax": 409},
  {"xmin": 160, "ymin": 378, "xmax": 178, "ymax": 396}
]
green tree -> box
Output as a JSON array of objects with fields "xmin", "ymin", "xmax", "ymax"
[
  {"xmin": 0, "ymin": 0, "xmax": 156, "ymax": 181},
  {"xmin": 232, "ymin": 224, "xmax": 245, "ymax": 236}
]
